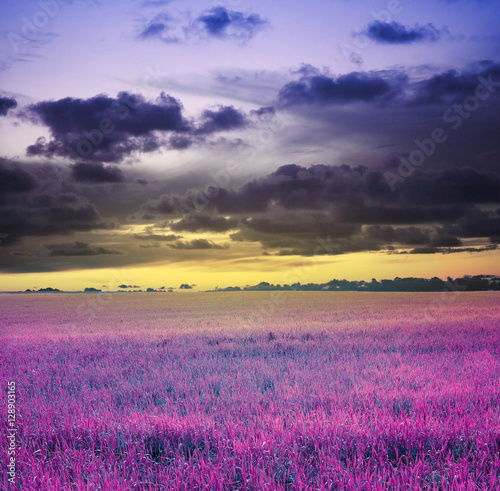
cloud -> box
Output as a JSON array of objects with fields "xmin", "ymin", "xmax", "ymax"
[
  {"xmin": 141, "ymin": 194, "xmax": 178, "ymax": 215},
  {"xmin": 45, "ymin": 241, "xmax": 121, "ymax": 256},
  {"xmin": 410, "ymin": 62, "xmax": 500, "ymax": 105},
  {"xmin": 291, "ymin": 76, "xmax": 500, "ymax": 209},
  {"xmin": 407, "ymin": 245, "xmax": 497, "ymax": 255},
  {"xmin": 437, "ymin": 206, "xmax": 500, "ymax": 239},
  {"xmin": 0, "ymin": 191, "xmax": 115, "ymax": 246},
  {"xmin": 430, "ymin": 235, "xmax": 462, "ymax": 247},
  {"xmin": 169, "ymin": 238, "xmax": 230, "ymax": 250},
  {"xmin": 138, "ymin": 13, "xmax": 181, "ymax": 43},
  {"xmin": 119, "ymin": 284, "xmax": 141, "ymax": 288},
  {"xmin": 139, "ymin": 162, "xmax": 499, "ymax": 256},
  {"xmin": 195, "ymin": 6, "xmax": 268, "ymax": 41},
  {"xmin": 0, "ymin": 160, "xmax": 37, "ymax": 197},
  {"xmin": 240, "ymin": 214, "xmax": 360, "ymax": 238},
  {"xmin": 400, "ymin": 168, "xmax": 500, "ymax": 205},
  {"xmin": 141, "ymin": 164, "xmax": 499, "ymax": 219},
  {"xmin": 363, "ymin": 21, "xmax": 441, "ymax": 44},
  {"xmin": 195, "ymin": 106, "xmax": 248, "ymax": 134},
  {"xmin": 133, "ymin": 232, "xmax": 181, "ymax": 241},
  {"xmin": 0, "ymin": 160, "xmax": 113, "ymax": 246},
  {"xmin": 275, "ymin": 239, "xmax": 381, "ymax": 257},
  {"xmin": 141, "ymin": 22, "xmax": 168, "ymax": 39},
  {"xmin": 70, "ymin": 162, "xmax": 125, "ymax": 183},
  {"xmin": 0, "ymin": 96, "xmax": 17, "ymax": 116},
  {"xmin": 277, "ymin": 72, "xmax": 393, "ymax": 106},
  {"xmin": 230, "ymin": 213, "xmax": 364, "ymax": 256},
  {"xmin": 342, "ymin": 205, "xmax": 467, "ymax": 225},
  {"xmin": 26, "ymin": 92, "xmax": 190, "ymax": 162},
  {"xmin": 3, "ymin": 30, "xmax": 58, "ymax": 71},
  {"xmin": 141, "ymin": 0, "xmax": 172, "ymax": 7},
  {"xmin": 25, "ymin": 92, "xmax": 252, "ymax": 162},
  {"xmin": 275, "ymin": 62, "xmax": 500, "ymax": 113},
  {"xmin": 170, "ymin": 214, "xmax": 239, "ymax": 233},
  {"xmin": 365, "ymin": 225, "xmax": 431, "ymax": 245},
  {"xmin": 137, "ymin": 6, "xmax": 268, "ymax": 45},
  {"xmin": 251, "ymin": 106, "xmax": 276, "ymax": 118},
  {"xmin": 168, "ymin": 135, "xmax": 193, "ymax": 149},
  {"xmin": 269, "ymin": 62, "xmax": 500, "ymax": 182}
]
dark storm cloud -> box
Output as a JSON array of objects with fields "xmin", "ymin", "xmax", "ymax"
[
  {"xmin": 170, "ymin": 214, "xmax": 239, "ymax": 233},
  {"xmin": 70, "ymin": 162, "xmax": 125, "ymax": 183},
  {"xmin": 276, "ymin": 62, "xmax": 500, "ymax": 109},
  {"xmin": 365, "ymin": 225, "xmax": 431, "ymax": 245},
  {"xmin": 277, "ymin": 72, "xmax": 393, "ymax": 106},
  {"xmin": 363, "ymin": 21, "xmax": 441, "ymax": 44},
  {"xmin": 430, "ymin": 235, "xmax": 462, "ymax": 247},
  {"xmin": 142, "ymin": 164, "xmax": 498, "ymax": 219},
  {"xmin": 141, "ymin": 194, "xmax": 177, "ymax": 215},
  {"xmin": 5, "ymin": 55, "xmax": 499, "ymax": 264},
  {"xmin": 437, "ymin": 207, "xmax": 500, "ymax": 239},
  {"xmin": 275, "ymin": 237, "xmax": 383, "ymax": 257},
  {"xmin": 213, "ymin": 164, "xmax": 368, "ymax": 214},
  {"xmin": 196, "ymin": 7, "xmax": 267, "ymax": 40},
  {"xmin": 240, "ymin": 214, "xmax": 360, "ymax": 238},
  {"xmin": 271, "ymin": 61, "xmax": 500, "ymax": 177},
  {"xmin": 26, "ymin": 92, "xmax": 190, "ymax": 162},
  {"xmin": 169, "ymin": 238, "xmax": 229, "ymax": 250},
  {"xmin": 230, "ymin": 210, "xmax": 465, "ymax": 257},
  {"xmin": 25, "ymin": 93, "xmax": 250, "ymax": 161},
  {"xmin": 365, "ymin": 226, "xmax": 464, "ymax": 249},
  {"xmin": 410, "ymin": 62, "xmax": 500, "ymax": 105},
  {"xmin": 246, "ymin": 165, "xmax": 495, "ymax": 214},
  {"xmin": 275, "ymin": 62, "xmax": 500, "ymax": 115},
  {"xmin": 0, "ymin": 192, "xmax": 115, "ymax": 246},
  {"xmin": 407, "ymin": 245, "xmax": 497, "ymax": 255},
  {"xmin": 45, "ymin": 241, "xmax": 121, "ymax": 256},
  {"xmin": 400, "ymin": 168, "xmax": 500, "ymax": 205},
  {"xmin": 0, "ymin": 96, "xmax": 17, "ymax": 116},
  {"xmin": 229, "ymin": 213, "xmax": 366, "ymax": 256},
  {"xmin": 341, "ymin": 205, "xmax": 467, "ymax": 225},
  {"xmin": 195, "ymin": 106, "xmax": 248, "ymax": 135},
  {"xmin": 23, "ymin": 62, "xmax": 499, "ymax": 172},
  {"xmin": 0, "ymin": 160, "xmax": 37, "ymax": 197},
  {"xmin": 140, "ymin": 162, "xmax": 499, "ymax": 256}
]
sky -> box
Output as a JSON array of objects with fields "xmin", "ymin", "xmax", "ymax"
[{"xmin": 0, "ymin": 0, "xmax": 499, "ymax": 291}]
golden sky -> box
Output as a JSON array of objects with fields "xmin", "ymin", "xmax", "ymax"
[{"xmin": 2, "ymin": 248, "xmax": 498, "ymax": 292}]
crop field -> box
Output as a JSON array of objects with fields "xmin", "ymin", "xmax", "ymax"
[{"xmin": 1, "ymin": 291, "xmax": 500, "ymax": 490}]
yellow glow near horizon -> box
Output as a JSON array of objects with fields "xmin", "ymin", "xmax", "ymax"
[{"xmin": 1, "ymin": 250, "xmax": 498, "ymax": 292}]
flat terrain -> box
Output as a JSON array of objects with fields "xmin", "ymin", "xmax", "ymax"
[{"xmin": 1, "ymin": 292, "xmax": 500, "ymax": 490}]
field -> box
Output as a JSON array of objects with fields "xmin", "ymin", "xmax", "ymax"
[{"xmin": 1, "ymin": 291, "xmax": 500, "ymax": 490}]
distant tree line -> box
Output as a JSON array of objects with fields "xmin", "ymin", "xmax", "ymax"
[
  {"xmin": 19, "ymin": 275, "xmax": 500, "ymax": 293},
  {"xmin": 212, "ymin": 275, "xmax": 500, "ymax": 292}
]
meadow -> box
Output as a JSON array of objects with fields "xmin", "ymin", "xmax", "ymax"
[{"xmin": 1, "ymin": 291, "xmax": 500, "ymax": 490}]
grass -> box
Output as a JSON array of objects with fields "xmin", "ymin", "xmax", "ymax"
[{"xmin": 1, "ymin": 291, "xmax": 500, "ymax": 490}]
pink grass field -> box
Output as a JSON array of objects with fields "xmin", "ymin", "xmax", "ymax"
[{"xmin": 1, "ymin": 291, "xmax": 500, "ymax": 490}]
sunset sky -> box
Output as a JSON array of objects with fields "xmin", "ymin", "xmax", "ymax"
[{"xmin": 0, "ymin": 0, "xmax": 499, "ymax": 291}]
